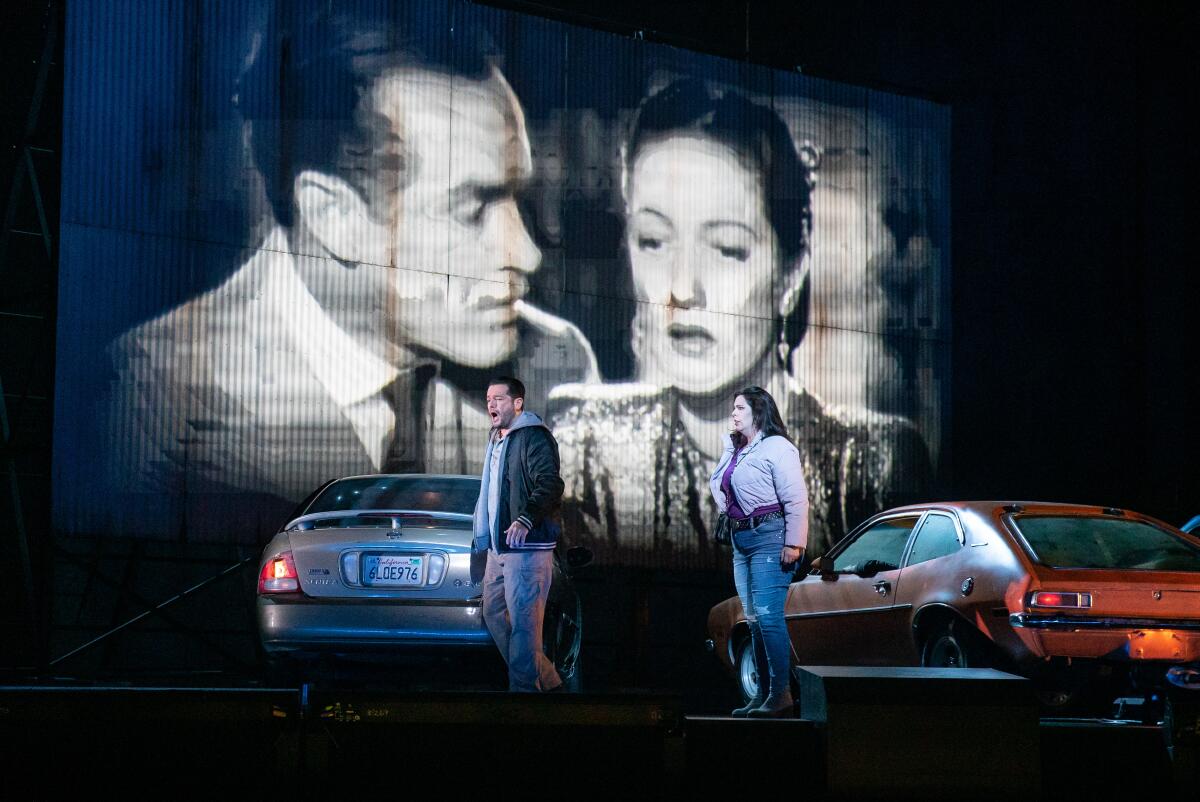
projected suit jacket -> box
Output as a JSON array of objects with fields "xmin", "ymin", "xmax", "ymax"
[
  {"xmin": 103, "ymin": 228, "xmax": 598, "ymax": 542},
  {"xmin": 550, "ymin": 382, "xmax": 932, "ymax": 569}
]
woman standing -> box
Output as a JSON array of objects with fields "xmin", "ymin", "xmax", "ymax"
[{"xmin": 709, "ymin": 386, "xmax": 807, "ymax": 717}]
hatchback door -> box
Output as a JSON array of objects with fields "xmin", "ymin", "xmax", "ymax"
[
  {"xmin": 1005, "ymin": 513, "xmax": 1200, "ymax": 660},
  {"xmin": 786, "ymin": 514, "xmax": 921, "ymax": 665}
]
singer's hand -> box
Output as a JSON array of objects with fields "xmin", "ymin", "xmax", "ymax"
[
  {"xmin": 505, "ymin": 520, "xmax": 531, "ymax": 548},
  {"xmin": 781, "ymin": 545, "xmax": 803, "ymax": 568}
]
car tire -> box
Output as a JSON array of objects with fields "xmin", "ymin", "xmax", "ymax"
[
  {"xmin": 735, "ymin": 635, "xmax": 761, "ymax": 703},
  {"xmin": 1035, "ymin": 681, "xmax": 1086, "ymax": 711},
  {"xmin": 560, "ymin": 652, "xmax": 583, "ymax": 693},
  {"xmin": 921, "ymin": 619, "xmax": 991, "ymax": 669},
  {"xmin": 1033, "ymin": 660, "xmax": 1108, "ymax": 713},
  {"xmin": 544, "ymin": 601, "xmax": 583, "ymax": 691}
]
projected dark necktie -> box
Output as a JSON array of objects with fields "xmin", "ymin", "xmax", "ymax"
[{"xmin": 380, "ymin": 363, "xmax": 437, "ymax": 474}]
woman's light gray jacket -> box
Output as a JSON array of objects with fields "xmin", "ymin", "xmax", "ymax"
[{"xmin": 709, "ymin": 432, "xmax": 809, "ymax": 549}]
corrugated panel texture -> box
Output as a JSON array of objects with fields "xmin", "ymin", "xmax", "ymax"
[{"xmin": 55, "ymin": 0, "xmax": 950, "ymax": 568}]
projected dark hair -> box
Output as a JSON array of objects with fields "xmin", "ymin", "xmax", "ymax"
[
  {"xmin": 238, "ymin": 5, "xmax": 496, "ymax": 228},
  {"xmin": 731, "ymin": 386, "xmax": 791, "ymax": 449},
  {"xmin": 624, "ymin": 78, "xmax": 814, "ymax": 269},
  {"xmin": 623, "ymin": 78, "xmax": 817, "ymax": 361}
]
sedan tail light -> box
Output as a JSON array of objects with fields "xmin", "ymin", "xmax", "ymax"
[
  {"xmin": 1028, "ymin": 591, "xmax": 1092, "ymax": 609},
  {"xmin": 259, "ymin": 551, "xmax": 300, "ymax": 594}
]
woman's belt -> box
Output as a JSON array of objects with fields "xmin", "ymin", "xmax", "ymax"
[{"xmin": 730, "ymin": 508, "xmax": 784, "ymax": 532}]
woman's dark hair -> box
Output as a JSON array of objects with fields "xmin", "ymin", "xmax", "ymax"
[
  {"xmin": 623, "ymin": 78, "xmax": 817, "ymax": 362},
  {"xmin": 732, "ymin": 386, "xmax": 791, "ymax": 448}
]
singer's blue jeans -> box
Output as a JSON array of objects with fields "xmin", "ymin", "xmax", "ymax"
[{"xmin": 732, "ymin": 516, "xmax": 794, "ymax": 699}]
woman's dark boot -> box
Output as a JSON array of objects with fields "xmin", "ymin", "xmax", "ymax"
[
  {"xmin": 747, "ymin": 688, "xmax": 794, "ymax": 718},
  {"xmin": 731, "ymin": 694, "xmax": 765, "ymax": 717}
]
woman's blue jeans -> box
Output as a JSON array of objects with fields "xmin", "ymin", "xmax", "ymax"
[{"xmin": 732, "ymin": 517, "xmax": 793, "ymax": 699}]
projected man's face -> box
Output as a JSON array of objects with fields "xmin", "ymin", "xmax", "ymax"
[
  {"xmin": 626, "ymin": 136, "xmax": 782, "ymax": 396},
  {"xmin": 373, "ymin": 69, "xmax": 541, "ymax": 368}
]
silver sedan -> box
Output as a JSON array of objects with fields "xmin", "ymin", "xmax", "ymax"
[{"xmin": 257, "ymin": 474, "xmax": 587, "ymax": 685}]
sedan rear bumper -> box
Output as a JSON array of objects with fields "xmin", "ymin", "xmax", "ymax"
[{"xmin": 258, "ymin": 597, "xmax": 492, "ymax": 653}]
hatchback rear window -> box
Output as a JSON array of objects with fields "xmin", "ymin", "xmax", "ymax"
[
  {"xmin": 306, "ymin": 477, "xmax": 481, "ymax": 516},
  {"xmin": 1012, "ymin": 516, "xmax": 1200, "ymax": 571}
]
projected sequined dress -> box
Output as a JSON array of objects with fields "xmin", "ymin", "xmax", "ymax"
[{"xmin": 549, "ymin": 383, "xmax": 932, "ymax": 570}]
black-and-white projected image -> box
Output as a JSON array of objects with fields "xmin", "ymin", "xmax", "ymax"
[{"xmin": 54, "ymin": 1, "xmax": 949, "ymax": 568}]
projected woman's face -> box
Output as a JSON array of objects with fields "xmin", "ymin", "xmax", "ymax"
[{"xmin": 626, "ymin": 136, "xmax": 782, "ymax": 397}]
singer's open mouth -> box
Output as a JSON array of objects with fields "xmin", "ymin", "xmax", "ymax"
[{"xmin": 668, "ymin": 323, "xmax": 715, "ymax": 356}]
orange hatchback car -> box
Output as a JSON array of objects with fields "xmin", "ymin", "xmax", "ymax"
[{"xmin": 707, "ymin": 501, "xmax": 1200, "ymax": 709}]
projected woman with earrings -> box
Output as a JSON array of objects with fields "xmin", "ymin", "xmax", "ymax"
[{"xmin": 551, "ymin": 78, "xmax": 931, "ymax": 566}]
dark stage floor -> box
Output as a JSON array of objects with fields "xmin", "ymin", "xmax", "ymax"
[{"xmin": 1, "ymin": 670, "xmax": 1196, "ymax": 800}]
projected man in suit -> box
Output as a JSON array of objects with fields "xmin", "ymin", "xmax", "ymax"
[{"xmin": 105, "ymin": 9, "xmax": 596, "ymax": 538}]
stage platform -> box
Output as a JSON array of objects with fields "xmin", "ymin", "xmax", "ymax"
[{"xmin": 0, "ymin": 679, "xmax": 1193, "ymax": 799}]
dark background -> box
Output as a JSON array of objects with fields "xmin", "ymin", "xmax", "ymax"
[{"xmin": 2, "ymin": 0, "xmax": 1197, "ymax": 692}]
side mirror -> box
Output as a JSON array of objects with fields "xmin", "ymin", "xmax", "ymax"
[
  {"xmin": 811, "ymin": 556, "xmax": 836, "ymax": 578},
  {"xmin": 566, "ymin": 546, "xmax": 594, "ymax": 571}
]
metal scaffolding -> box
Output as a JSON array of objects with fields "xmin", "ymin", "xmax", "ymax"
[
  {"xmin": 1, "ymin": 0, "xmax": 60, "ymax": 673},
  {"xmin": 0, "ymin": 2, "xmax": 266, "ymax": 681}
]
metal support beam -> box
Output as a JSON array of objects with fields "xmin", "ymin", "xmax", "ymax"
[
  {"xmin": 0, "ymin": 0, "xmax": 61, "ymax": 673},
  {"xmin": 48, "ymin": 547, "xmax": 259, "ymax": 672},
  {"xmin": 0, "ymin": 375, "xmax": 38, "ymax": 658},
  {"xmin": 0, "ymin": 2, "xmax": 57, "ymax": 261}
]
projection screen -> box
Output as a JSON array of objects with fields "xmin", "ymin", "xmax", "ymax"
[{"xmin": 54, "ymin": 0, "xmax": 950, "ymax": 568}]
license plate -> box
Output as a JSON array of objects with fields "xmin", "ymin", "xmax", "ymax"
[
  {"xmin": 363, "ymin": 555, "xmax": 424, "ymax": 587},
  {"xmin": 1127, "ymin": 630, "xmax": 1184, "ymax": 660}
]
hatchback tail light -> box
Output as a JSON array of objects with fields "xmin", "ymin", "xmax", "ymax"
[
  {"xmin": 1028, "ymin": 591, "xmax": 1092, "ymax": 609},
  {"xmin": 259, "ymin": 551, "xmax": 300, "ymax": 594}
]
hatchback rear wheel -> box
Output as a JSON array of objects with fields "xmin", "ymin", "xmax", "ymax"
[
  {"xmin": 921, "ymin": 620, "xmax": 990, "ymax": 668},
  {"xmin": 735, "ymin": 636, "xmax": 760, "ymax": 702}
]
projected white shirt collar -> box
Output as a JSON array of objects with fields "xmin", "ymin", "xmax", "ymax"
[{"xmin": 259, "ymin": 228, "xmax": 402, "ymax": 469}]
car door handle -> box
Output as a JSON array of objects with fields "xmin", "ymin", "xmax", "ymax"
[{"xmin": 873, "ymin": 580, "xmax": 891, "ymax": 596}]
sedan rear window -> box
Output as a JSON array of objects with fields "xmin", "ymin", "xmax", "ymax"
[
  {"xmin": 1012, "ymin": 516, "xmax": 1200, "ymax": 571},
  {"xmin": 306, "ymin": 477, "xmax": 481, "ymax": 516}
]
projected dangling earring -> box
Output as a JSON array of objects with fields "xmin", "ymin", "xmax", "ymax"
[{"xmin": 777, "ymin": 283, "xmax": 801, "ymax": 365}]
